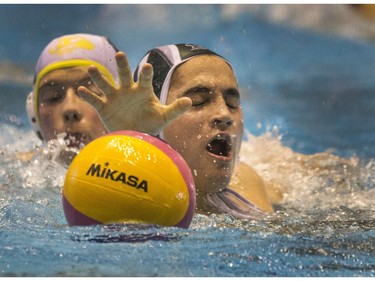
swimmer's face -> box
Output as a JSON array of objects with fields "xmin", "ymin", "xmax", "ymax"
[
  {"xmin": 37, "ymin": 66, "xmax": 107, "ymax": 148},
  {"xmin": 163, "ymin": 56, "xmax": 243, "ymax": 204}
]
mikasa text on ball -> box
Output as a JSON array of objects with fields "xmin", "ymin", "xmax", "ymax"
[{"xmin": 62, "ymin": 130, "xmax": 196, "ymax": 228}]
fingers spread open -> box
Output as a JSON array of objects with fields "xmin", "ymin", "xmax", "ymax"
[
  {"xmin": 87, "ymin": 65, "xmax": 116, "ymax": 96},
  {"xmin": 138, "ymin": 63, "xmax": 154, "ymax": 89},
  {"xmin": 163, "ymin": 97, "xmax": 192, "ymax": 124},
  {"xmin": 115, "ymin": 52, "xmax": 132, "ymax": 89},
  {"xmin": 77, "ymin": 86, "xmax": 105, "ymax": 112}
]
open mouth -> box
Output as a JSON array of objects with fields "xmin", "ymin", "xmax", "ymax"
[{"xmin": 206, "ymin": 134, "xmax": 232, "ymax": 158}]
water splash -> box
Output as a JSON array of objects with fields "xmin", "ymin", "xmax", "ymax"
[
  {"xmin": 239, "ymin": 128, "xmax": 375, "ymax": 229},
  {"xmin": 2, "ymin": 123, "xmax": 375, "ymax": 227}
]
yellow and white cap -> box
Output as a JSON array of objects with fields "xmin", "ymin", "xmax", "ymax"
[{"xmin": 26, "ymin": 33, "xmax": 119, "ymax": 140}]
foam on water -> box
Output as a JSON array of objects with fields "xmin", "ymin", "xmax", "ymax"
[{"xmin": 241, "ymin": 129, "xmax": 375, "ymax": 214}]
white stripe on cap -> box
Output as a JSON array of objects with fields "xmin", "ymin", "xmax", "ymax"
[
  {"xmin": 158, "ymin": 45, "xmax": 182, "ymax": 66},
  {"xmin": 158, "ymin": 45, "xmax": 181, "ymax": 106},
  {"xmin": 134, "ymin": 53, "xmax": 150, "ymax": 82}
]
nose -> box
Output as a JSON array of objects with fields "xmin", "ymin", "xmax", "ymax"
[
  {"xmin": 62, "ymin": 88, "xmax": 83, "ymax": 123},
  {"xmin": 212, "ymin": 118, "xmax": 233, "ymax": 129},
  {"xmin": 210, "ymin": 96, "xmax": 233, "ymax": 130}
]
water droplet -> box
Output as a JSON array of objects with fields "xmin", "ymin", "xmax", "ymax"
[{"xmin": 176, "ymin": 192, "xmax": 185, "ymax": 200}]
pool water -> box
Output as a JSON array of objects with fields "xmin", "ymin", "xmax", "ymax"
[{"xmin": 1, "ymin": 4, "xmax": 375, "ymax": 277}]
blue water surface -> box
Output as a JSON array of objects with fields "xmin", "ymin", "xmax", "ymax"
[{"xmin": 1, "ymin": 4, "xmax": 375, "ymax": 277}]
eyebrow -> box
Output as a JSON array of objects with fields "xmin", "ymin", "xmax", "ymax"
[
  {"xmin": 182, "ymin": 86, "xmax": 240, "ymax": 98},
  {"xmin": 183, "ymin": 86, "xmax": 211, "ymax": 95},
  {"xmin": 38, "ymin": 80, "xmax": 62, "ymax": 90},
  {"xmin": 39, "ymin": 76, "xmax": 92, "ymax": 89}
]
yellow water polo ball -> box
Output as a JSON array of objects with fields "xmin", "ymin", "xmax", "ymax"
[{"xmin": 62, "ymin": 130, "xmax": 196, "ymax": 228}]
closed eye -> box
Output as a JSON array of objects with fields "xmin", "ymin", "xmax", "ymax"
[
  {"xmin": 224, "ymin": 88, "xmax": 240, "ymax": 109},
  {"xmin": 184, "ymin": 87, "xmax": 212, "ymax": 107},
  {"xmin": 38, "ymin": 83, "xmax": 65, "ymax": 104}
]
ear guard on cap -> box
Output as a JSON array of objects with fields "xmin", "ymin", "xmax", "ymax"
[{"xmin": 26, "ymin": 91, "xmax": 43, "ymax": 140}]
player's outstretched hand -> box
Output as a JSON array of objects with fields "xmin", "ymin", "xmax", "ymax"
[{"xmin": 78, "ymin": 52, "xmax": 192, "ymax": 136}]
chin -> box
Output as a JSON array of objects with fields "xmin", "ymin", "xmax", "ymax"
[
  {"xmin": 192, "ymin": 157, "xmax": 233, "ymax": 191},
  {"xmin": 196, "ymin": 173, "xmax": 231, "ymax": 195}
]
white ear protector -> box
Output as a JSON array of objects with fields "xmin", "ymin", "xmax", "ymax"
[{"xmin": 26, "ymin": 91, "xmax": 43, "ymax": 140}]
